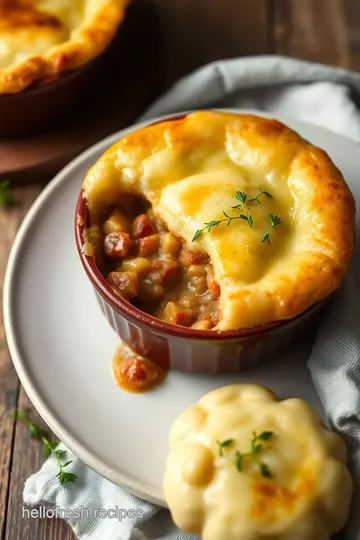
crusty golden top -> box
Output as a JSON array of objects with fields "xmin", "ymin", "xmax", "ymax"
[
  {"xmin": 163, "ymin": 384, "xmax": 352, "ymax": 540},
  {"xmin": 0, "ymin": 0, "xmax": 128, "ymax": 94},
  {"xmin": 83, "ymin": 111, "xmax": 356, "ymax": 330}
]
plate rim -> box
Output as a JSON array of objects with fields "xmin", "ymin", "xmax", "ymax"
[{"xmin": 4, "ymin": 108, "xmax": 360, "ymax": 507}]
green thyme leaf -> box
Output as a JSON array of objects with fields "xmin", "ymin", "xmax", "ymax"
[
  {"xmin": 261, "ymin": 214, "xmax": 283, "ymax": 244},
  {"xmin": 252, "ymin": 443, "xmax": 263, "ymax": 454},
  {"xmin": 55, "ymin": 449, "xmax": 67, "ymax": 459},
  {"xmin": 57, "ymin": 470, "xmax": 78, "ymax": 485},
  {"xmin": 0, "ymin": 179, "xmax": 13, "ymax": 207},
  {"xmin": 192, "ymin": 230, "xmax": 203, "ymax": 241},
  {"xmin": 235, "ymin": 191, "xmax": 247, "ymax": 204},
  {"xmin": 43, "ymin": 440, "xmax": 58, "ymax": 458},
  {"xmin": 14, "ymin": 408, "xmax": 78, "ymax": 485},
  {"xmin": 270, "ymin": 214, "xmax": 282, "ymax": 226},
  {"xmin": 247, "ymin": 187, "xmax": 273, "ymax": 204},
  {"xmin": 258, "ymin": 431, "xmax": 273, "ymax": 441},
  {"xmin": 14, "ymin": 409, "xmax": 27, "ymax": 421},
  {"xmin": 261, "ymin": 231, "xmax": 270, "ymax": 244},
  {"xmin": 232, "ymin": 430, "xmax": 275, "ymax": 477},
  {"xmin": 15, "ymin": 409, "xmax": 46, "ymax": 439},
  {"xmin": 260, "ymin": 463, "xmax": 272, "ymax": 478},
  {"xmin": 217, "ymin": 438, "xmax": 235, "ymax": 456},
  {"xmin": 235, "ymin": 451, "xmax": 243, "ymax": 472}
]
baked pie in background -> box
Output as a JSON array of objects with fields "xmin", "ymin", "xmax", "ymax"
[{"xmin": 0, "ymin": 0, "xmax": 129, "ymax": 94}]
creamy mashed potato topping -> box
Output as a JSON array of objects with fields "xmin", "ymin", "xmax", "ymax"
[{"xmin": 163, "ymin": 384, "xmax": 352, "ymax": 540}]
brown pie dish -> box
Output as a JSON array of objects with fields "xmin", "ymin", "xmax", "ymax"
[
  {"xmin": 75, "ymin": 111, "xmax": 355, "ymax": 375},
  {"xmin": 0, "ymin": 0, "xmax": 130, "ymax": 136}
]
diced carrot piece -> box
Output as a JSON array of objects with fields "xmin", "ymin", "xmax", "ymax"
[
  {"xmin": 119, "ymin": 359, "xmax": 160, "ymax": 390},
  {"xmin": 148, "ymin": 259, "xmax": 179, "ymax": 286},
  {"xmin": 176, "ymin": 311, "xmax": 193, "ymax": 326},
  {"xmin": 132, "ymin": 214, "xmax": 155, "ymax": 239},
  {"xmin": 183, "ymin": 249, "xmax": 209, "ymax": 266},
  {"xmin": 138, "ymin": 234, "xmax": 160, "ymax": 256},
  {"xmin": 104, "ymin": 232, "xmax": 132, "ymax": 258},
  {"xmin": 107, "ymin": 271, "xmax": 138, "ymax": 298},
  {"xmin": 206, "ymin": 266, "xmax": 220, "ymax": 299}
]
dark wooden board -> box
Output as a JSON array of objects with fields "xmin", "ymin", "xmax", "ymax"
[
  {"xmin": 154, "ymin": 0, "xmax": 270, "ymax": 87},
  {"xmin": 272, "ymin": 0, "xmax": 351, "ymax": 67},
  {"xmin": 344, "ymin": 0, "xmax": 360, "ymax": 71},
  {"xmin": 0, "ymin": 186, "xmax": 42, "ymax": 539},
  {"xmin": 5, "ymin": 388, "xmax": 73, "ymax": 540},
  {"xmin": 0, "ymin": 0, "xmax": 162, "ymax": 183}
]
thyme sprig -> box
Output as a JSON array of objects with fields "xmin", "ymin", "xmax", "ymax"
[
  {"xmin": 14, "ymin": 409, "xmax": 78, "ymax": 485},
  {"xmin": 232, "ymin": 188, "xmax": 273, "ymax": 208},
  {"xmin": 218, "ymin": 431, "xmax": 274, "ymax": 479},
  {"xmin": 261, "ymin": 214, "xmax": 283, "ymax": 244},
  {"xmin": 230, "ymin": 190, "xmax": 254, "ymax": 228},
  {"xmin": 192, "ymin": 210, "xmax": 251, "ymax": 242},
  {"xmin": 192, "ymin": 188, "xmax": 280, "ymax": 243}
]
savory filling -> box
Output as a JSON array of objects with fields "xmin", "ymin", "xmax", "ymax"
[{"xmin": 87, "ymin": 196, "xmax": 220, "ymax": 330}]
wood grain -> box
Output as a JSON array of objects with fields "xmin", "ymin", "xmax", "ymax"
[
  {"xmin": 272, "ymin": 0, "xmax": 350, "ymax": 67},
  {"xmin": 5, "ymin": 388, "xmax": 75, "ymax": 540},
  {"xmin": 344, "ymin": 0, "xmax": 360, "ymax": 71},
  {"xmin": 0, "ymin": 186, "xmax": 41, "ymax": 540},
  {"xmin": 0, "ymin": 0, "xmax": 162, "ymax": 183},
  {"xmin": 153, "ymin": 0, "xmax": 270, "ymax": 86}
]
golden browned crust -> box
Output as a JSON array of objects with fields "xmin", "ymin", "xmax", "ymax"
[
  {"xmin": 0, "ymin": 0, "xmax": 129, "ymax": 94},
  {"xmin": 83, "ymin": 111, "xmax": 356, "ymax": 330}
]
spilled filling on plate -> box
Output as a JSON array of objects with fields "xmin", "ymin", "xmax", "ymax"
[{"xmin": 112, "ymin": 340, "xmax": 168, "ymax": 394}]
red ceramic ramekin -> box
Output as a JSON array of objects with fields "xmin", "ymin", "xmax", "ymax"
[
  {"xmin": 75, "ymin": 192, "xmax": 327, "ymax": 374},
  {"xmin": 0, "ymin": 56, "xmax": 106, "ymax": 138}
]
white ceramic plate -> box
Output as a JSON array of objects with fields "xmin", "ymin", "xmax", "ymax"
[{"xmin": 4, "ymin": 111, "xmax": 359, "ymax": 507}]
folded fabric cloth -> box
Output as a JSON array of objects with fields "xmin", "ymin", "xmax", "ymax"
[{"xmin": 24, "ymin": 55, "xmax": 360, "ymax": 540}]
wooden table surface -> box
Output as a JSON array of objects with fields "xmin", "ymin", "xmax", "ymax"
[{"xmin": 1, "ymin": 1, "xmax": 359, "ymax": 538}]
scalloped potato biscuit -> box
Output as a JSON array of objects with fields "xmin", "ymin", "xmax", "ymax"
[{"xmin": 163, "ymin": 384, "xmax": 352, "ymax": 540}]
